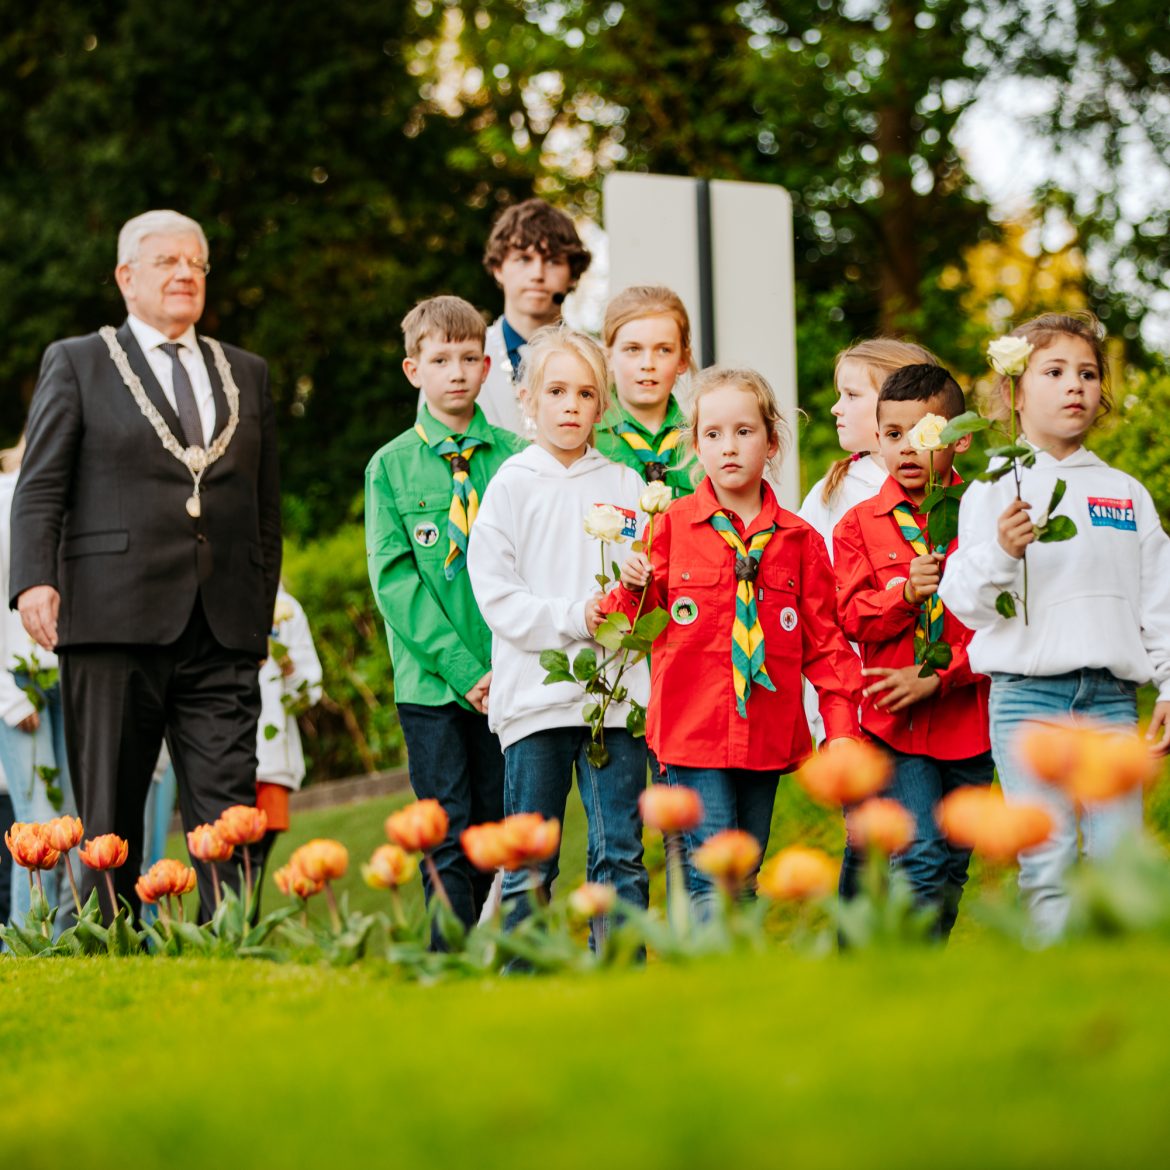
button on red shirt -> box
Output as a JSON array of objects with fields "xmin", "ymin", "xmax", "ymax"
[
  {"xmin": 601, "ymin": 478, "xmax": 862, "ymax": 772},
  {"xmin": 832, "ymin": 474, "xmax": 990, "ymax": 759}
]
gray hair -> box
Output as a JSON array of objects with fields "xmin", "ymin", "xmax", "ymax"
[{"xmin": 117, "ymin": 210, "xmax": 208, "ymax": 266}]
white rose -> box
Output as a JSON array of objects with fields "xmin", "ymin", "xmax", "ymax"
[
  {"xmin": 639, "ymin": 481, "xmax": 673, "ymax": 515},
  {"xmin": 987, "ymin": 335, "xmax": 1034, "ymax": 378},
  {"xmin": 583, "ymin": 503, "xmax": 627, "ymax": 544},
  {"xmin": 907, "ymin": 413, "xmax": 948, "ymax": 452},
  {"xmin": 273, "ymin": 599, "xmax": 295, "ymax": 625}
]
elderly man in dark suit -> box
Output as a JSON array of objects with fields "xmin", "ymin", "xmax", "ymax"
[{"xmin": 9, "ymin": 209, "xmax": 281, "ymax": 920}]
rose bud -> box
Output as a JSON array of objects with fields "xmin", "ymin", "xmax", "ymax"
[
  {"xmin": 215, "ymin": 805, "xmax": 269, "ymax": 847},
  {"xmin": 639, "ymin": 784, "xmax": 704, "ymax": 834},
  {"xmin": 639, "ymin": 481, "xmax": 673, "ymax": 515},
  {"xmin": 692, "ymin": 829, "xmax": 762, "ymax": 887},
  {"xmin": 79, "ymin": 833, "xmax": 129, "ymax": 871},
  {"xmin": 187, "ymin": 824, "xmax": 235, "ymax": 863},
  {"xmin": 385, "ymin": 799, "xmax": 449, "ymax": 853},
  {"xmin": 757, "ymin": 846, "xmax": 838, "ymax": 902}
]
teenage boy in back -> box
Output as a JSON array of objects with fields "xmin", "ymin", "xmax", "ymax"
[
  {"xmin": 478, "ymin": 198, "xmax": 592, "ymax": 434},
  {"xmin": 366, "ymin": 295, "xmax": 526, "ymax": 945},
  {"xmin": 832, "ymin": 364, "xmax": 992, "ymax": 939}
]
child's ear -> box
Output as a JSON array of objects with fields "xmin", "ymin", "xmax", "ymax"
[
  {"xmin": 482, "ymin": 354, "xmax": 492, "ymax": 379},
  {"xmin": 954, "ymin": 432, "xmax": 973, "ymax": 454},
  {"xmin": 402, "ymin": 357, "xmax": 421, "ymax": 387}
]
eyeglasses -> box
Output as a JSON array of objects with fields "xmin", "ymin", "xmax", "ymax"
[{"xmin": 136, "ymin": 254, "xmax": 212, "ymax": 276}]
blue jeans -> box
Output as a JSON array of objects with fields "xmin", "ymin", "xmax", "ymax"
[
  {"xmin": 989, "ymin": 670, "xmax": 1143, "ymax": 941},
  {"xmin": 882, "ymin": 741, "xmax": 994, "ymax": 938},
  {"xmin": 664, "ymin": 764, "xmax": 779, "ymax": 913},
  {"xmin": 0, "ymin": 684, "xmax": 77, "ymax": 928},
  {"xmin": 502, "ymin": 727, "xmax": 648, "ymax": 946},
  {"xmin": 398, "ymin": 702, "xmax": 506, "ymax": 948}
]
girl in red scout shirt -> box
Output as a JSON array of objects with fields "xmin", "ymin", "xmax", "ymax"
[
  {"xmin": 940, "ymin": 312, "xmax": 1170, "ymax": 941},
  {"xmin": 833, "ymin": 363, "xmax": 992, "ymax": 938},
  {"xmin": 606, "ymin": 367, "xmax": 862, "ymax": 912}
]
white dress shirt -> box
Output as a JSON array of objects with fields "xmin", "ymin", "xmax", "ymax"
[{"xmin": 127, "ymin": 314, "xmax": 216, "ymax": 446}]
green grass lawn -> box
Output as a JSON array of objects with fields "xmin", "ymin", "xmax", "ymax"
[{"xmin": 2, "ymin": 943, "xmax": 1169, "ymax": 1169}]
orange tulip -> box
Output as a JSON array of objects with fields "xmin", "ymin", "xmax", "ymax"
[
  {"xmin": 186, "ymin": 824, "xmax": 235, "ymax": 863},
  {"xmin": 44, "ymin": 815, "xmax": 83, "ymax": 853},
  {"xmin": 638, "ymin": 784, "xmax": 704, "ymax": 834},
  {"xmin": 79, "ymin": 833, "xmax": 129, "ymax": 870},
  {"xmin": 362, "ymin": 844, "xmax": 418, "ymax": 890},
  {"xmin": 568, "ymin": 882, "xmax": 618, "ymax": 919},
  {"xmin": 498, "ymin": 813, "xmax": 561, "ymax": 870},
  {"xmin": 693, "ymin": 829, "xmax": 762, "ymax": 888},
  {"xmin": 461, "ymin": 822, "xmax": 515, "ymax": 871},
  {"xmin": 384, "ymin": 799, "xmax": 450, "ymax": 853},
  {"xmin": 4, "ymin": 822, "xmax": 61, "ymax": 871},
  {"xmin": 136, "ymin": 858, "xmax": 198, "ymax": 903},
  {"xmin": 796, "ymin": 738, "xmax": 892, "ymax": 807},
  {"xmin": 215, "ymin": 804, "xmax": 269, "ymax": 847},
  {"xmin": 1017, "ymin": 720, "xmax": 1158, "ymax": 804},
  {"xmin": 757, "ymin": 846, "xmax": 838, "ymax": 901},
  {"xmin": 274, "ymin": 861, "xmax": 324, "ymax": 900},
  {"xmin": 847, "ymin": 798, "xmax": 915, "ymax": 855},
  {"xmin": 291, "ymin": 838, "xmax": 349, "ymax": 884},
  {"xmin": 937, "ymin": 787, "xmax": 1054, "ymax": 862}
]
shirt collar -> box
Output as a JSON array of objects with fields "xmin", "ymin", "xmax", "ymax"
[
  {"xmin": 500, "ymin": 317, "xmax": 527, "ymax": 369},
  {"xmin": 872, "ymin": 469, "xmax": 964, "ymax": 516},
  {"xmin": 127, "ymin": 314, "xmax": 200, "ymax": 356},
  {"xmin": 415, "ymin": 403, "xmax": 495, "ymax": 446},
  {"xmin": 690, "ymin": 475, "xmax": 790, "ymax": 536},
  {"xmin": 598, "ymin": 396, "xmax": 687, "ymax": 439}
]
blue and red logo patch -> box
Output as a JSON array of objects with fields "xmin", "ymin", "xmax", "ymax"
[{"xmin": 1087, "ymin": 497, "xmax": 1136, "ymax": 531}]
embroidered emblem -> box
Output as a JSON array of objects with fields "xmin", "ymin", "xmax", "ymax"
[
  {"xmin": 780, "ymin": 607, "xmax": 799, "ymax": 632},
  {"xmin": 1087, "ymin": 496, "xmax": 1136, "ymax": 531},
  {"xmin": 413, "ymin": 522, "xmax": 440, "ymax": 548},
  {"xmin": 886, "ymin": 576, "xmax": 908, "ymax": 591},
  {"xmin": 671, "ymin": 597, "xmax": 698, "ymax": 625}
]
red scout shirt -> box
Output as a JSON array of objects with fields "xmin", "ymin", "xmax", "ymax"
[
  {"xmin": 601, "ymin": 478, "xmax": 862, "ymax": 772},
  {"xmin": 832, "ymin": 475, "xmax": 990, "ymax": 760}
]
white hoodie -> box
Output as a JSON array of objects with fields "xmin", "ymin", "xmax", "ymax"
[
  {"xmin": 938, "ymin": 445, "xmax": 1170, "ymax": 699},
  {"xmin": 468, "ymin": 444, "xmax": 651, "ymax": 749},
  {"xmin": 798, "ymin": 453, "xmax": 889, "ymax": 563}
]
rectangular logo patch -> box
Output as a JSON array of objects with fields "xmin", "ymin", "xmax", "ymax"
[
  {"xmin": 615, "ymin": 506, "xmax": 638, "ymax": 539},
  {"xmin": 1087, "ymin": 497, "xmax": 1136, "ymax": 531}
]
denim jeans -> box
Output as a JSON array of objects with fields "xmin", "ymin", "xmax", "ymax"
[
  {"xmin": 664, "ymin": 764, "xmax": 779, "ymax": 913},
  {"xmin": 502, "ymin": 727, "xmax": 648, "ymax": 947},
  {"xmin": 398, "ymin": 702, "xmax": 506, "ymax": 947},
  {"xmin": 989, "ymin": 669, "xmax": 1143, "ymax": 941},
  {"xmin": 0, "ymin": 684, "xmax": 77, "ymax": 928},
  {"xmin": 882, "ymin": 741, "xmax": 994, "ymax": 938}
]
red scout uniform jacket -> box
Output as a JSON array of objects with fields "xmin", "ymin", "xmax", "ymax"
[
  {"xmin": 601, "ymin": 478, "xmax": 862, "ymax": 772},
  {"xmin": 832, "ymin": 475, "xmax": 990, "ymax": 759}
]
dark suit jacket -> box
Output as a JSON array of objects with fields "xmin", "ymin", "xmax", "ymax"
[{"xmin": 9, "ymin": 320, "xmax": 281, "ymax": 656}]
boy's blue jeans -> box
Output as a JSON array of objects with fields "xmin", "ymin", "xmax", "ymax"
[
  {"xmin": 502, "ymin": 727, "xmax": 648, "ymax": 946},
  {"xmin": 989, "ymin": 669, "xmax": 1143, "ymax": 941},
  {"xmin": 878, "ymin": 740, "xmax": 994, "ymax": 938},
  {"xmin": 397, "ymin": 701, "xmax": 506, "ymax": 948},
  {"xmin": 663, "ymin": 764, "xmax": 779, "ymax": 913}
]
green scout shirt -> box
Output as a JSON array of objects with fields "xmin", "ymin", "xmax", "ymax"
[
  {"xmin": 594, "ymin": 396, "xmax": 699, "ymax": 498},
  {"xmin": 365, "ymin": 404, "xmax": 527, "ymax": 709}
]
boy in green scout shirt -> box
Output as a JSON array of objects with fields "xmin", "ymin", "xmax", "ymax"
[
  {"xmin": 595, "ymin": 285, "xmax": 699, "ymax": 498},
  {"xmin": 365, "ymin": 296, "xmax": 526, "ymax": 945}
]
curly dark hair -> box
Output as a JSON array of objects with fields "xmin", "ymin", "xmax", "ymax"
[{"xmin": 482, "ymin": 198, "xmax": 592, "ymax": 284}]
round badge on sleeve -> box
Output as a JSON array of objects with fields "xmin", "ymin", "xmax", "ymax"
[
  {"xmin": 780, "ymin": 606, "xmax": 799, "ymax": 632},
  {"xmin": 413, "ymin": 521, "xmax": 440, "ymax": 548},
  {"xmin": 671, "ymin": 596, "xmax": 698, "ymax": 625}
]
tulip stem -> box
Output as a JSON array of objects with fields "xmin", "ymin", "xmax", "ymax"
[
  {"xmin": 423, "ymin": 853, "xmax": 454, "ymax": 913},
  {"xmin": 176, "ymin": 895, "xmax": 186, "ymax": 924},
  {"xmin": 324, "ymin": 881, "xmax": 342, "ymax": 932},
  {"xmin": 242, "ymin": 849, "xmax": 254, "ymax": 907},
  {"xmin": 211, "ymin": 866, "xmax": 223, "ymax": 914},
  {"xmin": 33, "ymin": 870, "xmax": 49, "ymax": 937},
  {"xmin": 388, "ymin": 887, "xmax": 407, "ymax": 929},
  {"xmin": 62, "ymin": 854, "xmax": 83, "ymax": 917},
  {"xmin": 102, "ymin": 871, "xmax": 117, "ymax": 923},
  {"xmin": 664, "ymin": 834, "xmax": 690, "ymax": 937}
]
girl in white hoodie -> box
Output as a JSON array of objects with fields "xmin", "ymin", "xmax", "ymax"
[
  {"xmin": 939, "ymin": 311, "xmax": 1170, "ymax": 940},
  {"xmin": 468, "ymin": 326, "xmax": 650, "ymax": 941}
]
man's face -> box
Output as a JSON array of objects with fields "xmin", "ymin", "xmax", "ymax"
[
  {"xmin": 491, "ymin": 245, "xmax": 572, "ymax": 327},
  {"xmin": 115, "ymin": 231, "xmax": 207, "ymax": 338}
]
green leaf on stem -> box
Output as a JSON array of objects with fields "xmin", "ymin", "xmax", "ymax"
[
  {"xmin": 582, "ymin": 702, "xmax": 601, "ymax": 724},
  {"xmin": 620, "ymin": 634, "xmax": 652, "ymax": 654},
  {"xmin": 572, "ymin": 648, "xmax": 598, "ymax": 681},
  {"xmin": 916, "ymin": 639, "xmax": 953, "ymax": 678},
  {"xmin": 626, "ymin": 705, "xmax": 646, "ymax": 737},
  {"xmin": 594, "ymin": 573, "xmax": 610, "ymax": 589},
  {"xmin": 633, "ymin": 606, "xmax": 669, "ymax": 640},
  {"xmin": 984, "ymin": 443, "xmax": 1033, "ymax": 461},
  {"xmin": 611, "ymin": 560, "xmax": 622, "ymax": 584},
  {"xmin": 1037, "ymin": 515, "xmax": 1077, "ymax": 542},
  {"xmin": 926, "ymin": 496, "xmax": 961, "ymax": 550},
  {"xmin": 995, "ymin": 591, "xmax": 1018, "ymax": 619},
  {"xmin": 594, "ymin": 613, "xmax": 631, "ymax": 651},
  {"xmin": 539, "ymin": 649, "xmax": 571, "ymax": 675},
  {"xmin": 585, "ymin": 740, "xmax": 610, "ymax": 769},
  {"xmin": 938, "ymin": 411, "xmax": 991, "ymax": 445},
  {"xmin": 1019, "ymin": 448, "xmax": 1037, "ymax": 468},
  {"xmin": 1047, "ymin": 478, "xmax": 1067, "ymax": 513},
  {"xmin": 977, "ymin": 462, "xmax": 1018, "ymax": 484}
]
